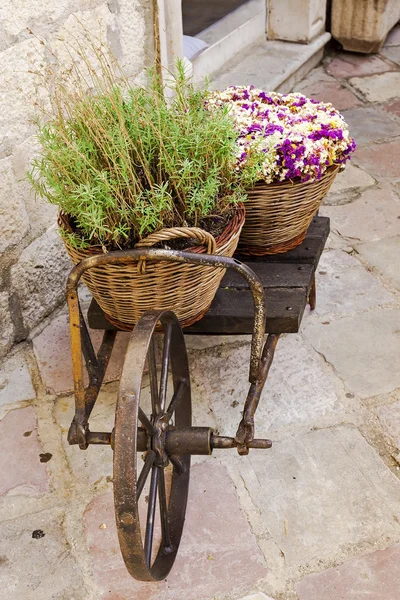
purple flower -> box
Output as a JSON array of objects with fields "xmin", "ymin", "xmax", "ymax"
[
  {"xmin": 263, "ymin": 124, "xmax": 284, "ymax": 136},
  {"xmin": 259, "ymin": 92, "xmax": 275, "ymax": 104},
  {"xmin": 309, "ymin": 125, "xmax": 345, "ymax": 142},
  {"xmin": 292, "ymin": 97, "xmax": 307, "ymax": 108},
  {"xmin": 342, "ymin": 138, "xmax": 357, "ymax": 155},
  {"xmin": 246, "ymin": 123, "xmax": 263, "ymax": 134},
  {"xmin": 208, "ymin": 86, "xmax": 356, "ymax": 183}
]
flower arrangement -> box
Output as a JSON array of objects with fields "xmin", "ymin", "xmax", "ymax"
[
  {"xmin": 28, "ymin": 52, "xmax": 245, "ymax": 252},
  {"xmin": 27, "ymin": 40, "xmax": 248, "ymax": 329},
  {"xmin": 206, "ymin": 86, "xmax": 356, "ymax": 185}
]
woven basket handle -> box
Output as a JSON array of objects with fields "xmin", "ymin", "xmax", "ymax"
[{"xmin": 134, "ymin": 227, "xmax": 217, "ymax": 274}]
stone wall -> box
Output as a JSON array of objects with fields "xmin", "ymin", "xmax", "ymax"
[{"xmin": 0, "ymin": 0, "xmax": 154, "ymax": 358}]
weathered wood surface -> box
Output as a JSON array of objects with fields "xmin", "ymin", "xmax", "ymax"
[{"xmin": 87, "ymin": 216, "xmax": 330, "ymax": 335}]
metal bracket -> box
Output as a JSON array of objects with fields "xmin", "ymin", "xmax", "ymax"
[{"xmin": 235, "ymin": 334, "xmax": 280, "ymax": 455}]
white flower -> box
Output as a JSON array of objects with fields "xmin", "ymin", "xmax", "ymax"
[{"xmin": 206, "ymin": 87, "xmax": 356, "ymax": 182}]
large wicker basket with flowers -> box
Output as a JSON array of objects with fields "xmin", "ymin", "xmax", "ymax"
[
  {"xmin": 207, "ymin": 88, "xmax": 356, "ymax": 255},
  {"xmin": 59, "ymin": 207, "xmax": 244, "ymax": 329},
  {"xmin": 29, "ymin": 55, "xmax": 247, "ymax": 329},
  {"xmin": 240, "ymin": 165, "xmax": 339, "ymax": 254}
]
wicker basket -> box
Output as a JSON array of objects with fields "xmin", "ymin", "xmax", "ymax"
[
  {"xmin": 238, "ymin": 166, "xmax": 340, "ymax": 255},
  {"xmin": 60, "ymin": 205, "xmax": 245, "ymax": 329}
]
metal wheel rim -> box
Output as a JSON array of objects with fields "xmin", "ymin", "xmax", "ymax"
[{"xmin": 113, "ymin": 310, "xmax": 191, "ymax": 581}]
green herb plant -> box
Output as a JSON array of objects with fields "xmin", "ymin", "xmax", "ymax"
[{"xmin": 28, "ymin": 38, "xmax": 245, "ymax": 250}]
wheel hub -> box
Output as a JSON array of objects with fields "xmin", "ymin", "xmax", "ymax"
[{"xmin": 151, "ymin": 414, "xmax": 170, "ymax": 467}]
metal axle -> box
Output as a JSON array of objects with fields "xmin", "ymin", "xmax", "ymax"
[{"xmin": 85, "ymin": 426, "xmax": 272, "ymax": 454}]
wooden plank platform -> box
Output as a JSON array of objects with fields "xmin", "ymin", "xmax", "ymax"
[
  {"xmin": 185, "ymin": 216, "xmax": 329, "ymax": 335},
  {"xmin": 87, "ymin": 216, "xmax": 330, "ymax": 336}
]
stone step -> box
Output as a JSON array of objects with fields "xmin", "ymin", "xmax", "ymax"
[
  {"xmin": 209, "ymin": 32, "xmax": 331, "ymax": 93},
  {"xmin": 191, "ymin": 0, "xmax": 266, "ymax": 80}
]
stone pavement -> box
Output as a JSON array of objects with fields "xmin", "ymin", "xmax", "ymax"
[{"xmin": 1, "ymin": 31, "xmax": 400, "ymax": 600}]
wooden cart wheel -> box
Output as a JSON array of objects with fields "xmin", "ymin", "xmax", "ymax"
[{"xmin": 113, "ymin": 310, "xmax": 191, "ymax": 581}]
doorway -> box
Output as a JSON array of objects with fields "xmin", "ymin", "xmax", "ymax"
[{"xmin": 182, "ymin": 0, "xmax": 251, "ymax": 36}]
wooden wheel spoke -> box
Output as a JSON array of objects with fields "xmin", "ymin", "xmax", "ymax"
[
  {"xmin": 137, "ymin": 451, "xmax": 155, "ymax": 500},
  {"xmin": 159, "ymin": 324, "xmax": 172, "ymax": 413},
  {"xmin": 158, "ymin": 468, "xmax": 172, "ymax": 552},
  {"xmin": 144, "ymin": 467, "xmax": 159, "ymax": 567},
  {"xmin": 148, "ymin": 337, "xmax": 159, "ymax": 415},
  {"xmin": 138, "ymin": 408, "xmax": 157, "ymax": 436},
  {"xmin": 165, "ymin": 379, "xmax": 187, "ymax": 422}
]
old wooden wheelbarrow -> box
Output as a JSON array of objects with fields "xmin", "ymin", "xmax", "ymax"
[{"xmin": 65, "ymin": 215, "xmax": 329, "ymax": 581}]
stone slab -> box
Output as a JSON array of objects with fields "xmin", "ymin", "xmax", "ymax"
[
  {"xmin": 297, "ymin": 78, "xmax": 361, "ymax": 111},
  {"xmin": 0, "ymin": 291, "xmax": 14, "ymax": 360},
  {"xmin": 50, "ymin": 5, "xmax": 115, "ymax": 68},
  {"xmin": 0, "ymin": 406, "xmax": 48, "ymax": 496},
  {"xmin": 303, "ymin": 309, "xmax": 400, "ymax": 398},
  {"xmin": 105, "ymin": 0, "xmax": 154, "ymax": 82},
  {"xmin": 384, "ymin": 25, "xmax": 400, "ymax": 47},
  {"xmin": 0, "ymin": 38, "xmax": 47, "ymax": 154},
  {"xmin": 295, "ymin": 67, "xmax": 361, "ymax": 110},
  {"xmin": 384, "ymin": 98, "xmax": 400, "ymax": 118},
  {"xmin": 49, "ymin": 2, "xmax": 152, "ymax": 83},
  {"xmin": 0, "ymin": 349, "xmax": 36, "ymax": 407},
  {"xmin": 320, "ymin": 187, "xmax": 400, "ymax": 243},
  {"xmin": 340, "ymin": 107, "xmax": 400, "ymax": 145},
  {"xmin": 33, "ymin": 313, "xmax": 131, "ymax": 394},
  {"xmin": 12, "ymin": 136, "xmax": 58, "ymax": 240},
  {"xmin": 0, "ymin": 156, "xmax": 29, "ymax": 254},
  {"xmin": 11, "ymin": 228, "xmax": 72, "ymax": 331},
  {"xmin": 327, "ymin": 53, "xmax": 393, "ymax": 78},
  {"xmin": 0, "ymin": 507, "xmax": 85, "ymax": 600},
  {"xmin": 312, "ymin": 249, "xmax": 394, "ymax": 318},
  {"xmin": 1, "ymin": 0, "xmax": 68, "ymax": 41},
  {"xmin": 295, "ymin": 66, "xmax": 330, "ymax": 86},
  {"xmin": 189, "ymin": 333, "xmax": 344, "ymax": 438},
  {"xmin": 356, "ymin": 236, "xmax": 400, "ymax": 290},
  {"xmin": 296, "ymin": 542, "xmax": 400, "ymax": 600},
  {"xmin": 349, "ymin": 72, "xmax": 400, "ymax": 103},
  {"xmin": 325, "ymin": 164, "xmax": 375, "ymax": 204},
  {"xmin": 54, "ymin": 384, "xmax": 116, "ymax": 487},
  {"xmin": 238, "ymin": 426, "xmax": 400, "ymax": 568},
  {"xmin": 84, "ymin": 462, "xmax": 267, "ymax": 600},
  {"xmin": 375, "ymin": 401, "xmax": 400, "ymax": 451},
  {"xmin": 54, "ymin": 361, "xmax": 219, "ymax": 487},
  {"xmin": 381, "ymin": 45, "xmax": 400, "ymax": 66},
  {"xmin": 211, "ymin": 34, "xmax": 330, "ymax": 93},
  {"xmin": 354, "ymin": 140, "xmax": 400, "ymax": 178},
  {"xmin": 324, "ymin": 231, "xmax": 354, "ymax": 252},
  {"xmin": 237, "ymin": 594, "xmax": 276, "ymax": 600}
]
